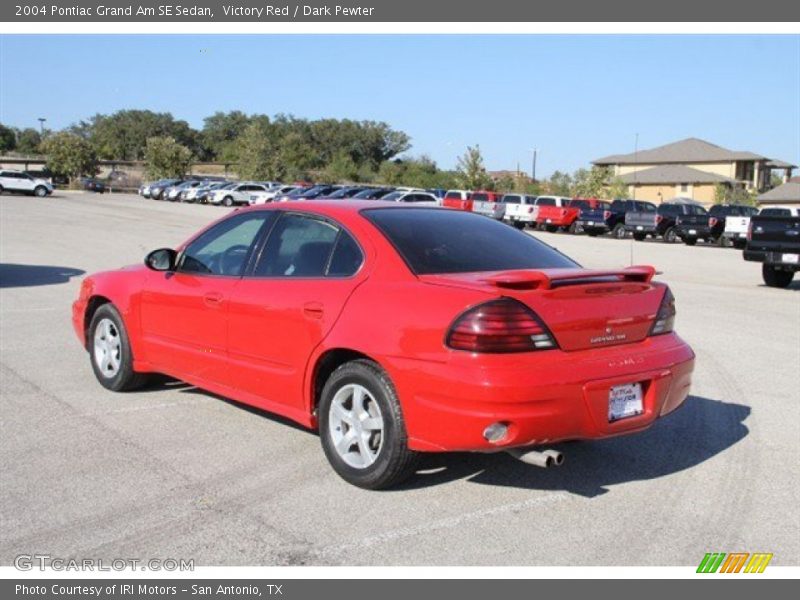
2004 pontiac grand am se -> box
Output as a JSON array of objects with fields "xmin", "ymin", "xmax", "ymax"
[{"xmin": 72, "ymin": 201, "xmax": 695, "ymax": 489}]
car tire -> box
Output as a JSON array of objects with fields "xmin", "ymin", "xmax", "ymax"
[
  {"xmin": 684, "ymin": 238, "xmax": 697, "ymax": 246},
  {"xmin": 633, "ymin": 232, "xmax": 646, "ymax": 241},
  {"xmin": 663, "ymin": 227, "xmax": 677, "ymax": 243},
  {"xmin": 762, "ymin": 265, "xmax": 794, "ymax": 288},
  {"xmin": 733, "ymin": 239, "xmax": 746, "ymax": 250},
  {"xmin": 612, "ymin": 224, "xmax": 627, "ymax": 239},
  {"xmin": 319, "ymin": 359, "xmax": 419, "ymax": 490},
  {"xmin": 513, "ymin": 222, "xmax": 526, "ymax": 230},
  {"xmin": 34, "ymin": 186, "xmax": 48, "ymax": 197},
  {"xmin": 568, "ymin": 221, "xmax": 579, "ymax": 234},
  {"xmin": 87, "ymin": 304, "xmax": 149, "ymax": 392},
  {"xmin": 545, "ymin": 225, "xmax": 559, "ymax": 233},
  {"xmin": 223, "ymin": 196, "xmax": 234, "ymax": 207}
]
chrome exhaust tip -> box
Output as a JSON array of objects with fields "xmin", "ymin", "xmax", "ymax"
[{"xmin": 507, "ymin": 448, "xmax": 563, "ymax": 468}]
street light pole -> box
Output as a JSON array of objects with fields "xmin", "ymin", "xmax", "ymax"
[
  {"xmin": 37, "ymin": 118, "xmax": 46, "ymax": 136},
  {"xmin": 531, "ymin": 148, "xmax": 537, "ymax": 183}
]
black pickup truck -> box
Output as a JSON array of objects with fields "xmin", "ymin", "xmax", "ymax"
[
  {"xmin": 743, "ymin": 207, "xmax": 800, "ymax": 288},
  {"xmin": 675, "ymin": 204, "xmax": 753, "ymax": 246},
  {"xmin": 624, "ymin": 202, "xmax": 704, "ymax": 242},
  {"xmin": 578, "ymin": 199, "xmax": 656, "ymax": 239}
]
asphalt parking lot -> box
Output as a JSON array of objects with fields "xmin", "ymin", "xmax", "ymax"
[{"xmin": 1, "ymin": 192, "xmax": 798, "ymax": 567}]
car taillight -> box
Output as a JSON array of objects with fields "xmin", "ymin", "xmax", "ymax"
[
  {"xmin": 649, "ymin": 287, "xmax": 676, "ymax": 336},
  {"xmin": 528, "ymin": 206, "xmax": 534, "ymax": 213},
  {"xmin": 656, "ymin": 215, "xmax": 663, "ymax": 224},
  {"xmin": 603, "ymin": 210, "xmax": 611, "ymax": 220},
  {"xmin": 446, "ymin": 298, "xmax": 556, "ymax": 353},
  {"xmin": 709, "ymin": 217, "xmax": 718, "ymax": 228}
]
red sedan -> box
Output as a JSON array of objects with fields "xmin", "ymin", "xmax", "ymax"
[{"xmin": 72, "ymin": 201, "xmax": 695, "ymax": 489}]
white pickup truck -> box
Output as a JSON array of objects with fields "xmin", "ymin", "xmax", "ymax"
[
  {"xmin": 723, "ymin": 205, "xmax": 761, "ymax": 249},
  {"xmin": 502, "ymin": 194, "xmax": 539, "ymax": 229}
]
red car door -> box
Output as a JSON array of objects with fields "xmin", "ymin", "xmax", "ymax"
[
  {"xmin": 139, "ymin": 211, "xmax": 276, "ymax": 386},
  {"xmin": 227, "ymin": 212, "xmax": 367, "ymax": 417}
]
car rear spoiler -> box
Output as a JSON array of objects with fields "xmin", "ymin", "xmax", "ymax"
[{"xmin": 481, "ymin": 265, "xmax": 657, "ymax": 290}]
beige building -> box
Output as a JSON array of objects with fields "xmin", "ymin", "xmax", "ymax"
[{"xmin": 593, "ymin": 138, "xmax": 796, "ymax": 206}]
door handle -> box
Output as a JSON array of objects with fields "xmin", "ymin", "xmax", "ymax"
[
  {"xmin": 303, "ymin": 301, "xmax": 324, "ymax": 319},
  {"xmin": 203, "ymin": 292, "xmax": 224, "ymax": 307}
]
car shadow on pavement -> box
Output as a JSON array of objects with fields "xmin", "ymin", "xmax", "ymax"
[
  {"xmin": 0, "ymin": 263, "xmax": 85, "ymax": 288},
  {"xmin": 397, "ymin": 395, "xmax": 750, "ymax": 497}
]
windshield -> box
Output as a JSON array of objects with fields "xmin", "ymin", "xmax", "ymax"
[{"xmin": 363, "ymin": 208, "xmax": 578, "ymax": 275}]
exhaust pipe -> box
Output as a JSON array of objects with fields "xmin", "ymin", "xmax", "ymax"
[{"xmin": 507, "ymin": 448, "xmax": 565, "ymax": 468}]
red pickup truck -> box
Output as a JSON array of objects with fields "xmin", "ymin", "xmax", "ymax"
[
  {"xmin": 442, "ymin": 189, "xmax": 473, "ymax": 211},
  {"xmin": 536, "ymin": 197, "xmax": 610, "ymax": 233}
]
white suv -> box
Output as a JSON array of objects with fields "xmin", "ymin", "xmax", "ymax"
[
  {"xmin": 0, "ymin": 170, "xmax": 54, "ymax": 197},
  {"xmin": 209, "ymin": 182, "xmax": 270, "ymax": 207}
]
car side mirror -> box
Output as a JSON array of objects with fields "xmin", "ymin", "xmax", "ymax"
[{"xmin": 145, "ymin": 248, "xmax": 177, "ymax": 272}]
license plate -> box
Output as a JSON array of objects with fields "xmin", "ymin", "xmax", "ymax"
[
  {"xmin": 608, "ymin": 382, "xmax": 643, "ymax": 422},
  {"xmin": 688, "ymin": 229, "xmax": 697, "ymax": 235},
  {"xmin": 546, "ymin": 219, "xmax": 552, "ymax": 223},
  {"xmin": 636, "ymin": 225, "xmax": 644, "ymax": 231},
  {"xmin": 782, "ymin": 253, "xmax": 799, "ymax": 264},
  {"xmin": 739, "ymin": 232, "xmax": 747, "ymax": 238},
  {"xmin": 587, "ymin": 221, "xmax": 594, "ymax": 226}
]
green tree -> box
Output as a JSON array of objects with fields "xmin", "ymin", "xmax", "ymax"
[
  {"xmin": 201, "ymin": 111, "xmax": 254, "ymax": 162},
  {"xmin": 456, "ymin": 145, "xmax": 493, "ymax": 190},
  {"xmin": 0, "ymin": 124, "xmax": 16, "ymax": 153},
  {"xmin": 547, "ymin": 170, "xmax": 573, "ymax": 196},
  {"xmin": 84, "ymin": 110, "xmax": 199, "ymax": 160},
  {"xmin": 606, "ymin": 176, "xmax": 630, "ymax": 200},
  {"xmin": 322, "ymin": 151, "xmax": 362, "ymax": 183},
  {"xmin": 236, "ymin": 119, "xmax": 284, "ymax": 181},
  {"xmin": 40, "ymin": 132, "xmax": 97, "ymax": 180},
  {"xmin": 144, "ymin": 136, "xmax": 193, "ymax": 179},
  {"xmin": 15, "ymin": 128, "xmax": 42, "ymax": 154}
]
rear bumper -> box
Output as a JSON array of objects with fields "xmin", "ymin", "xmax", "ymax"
[
  {"xmin": 744, "ymin": 249, "xmax": 800, "ymax": 269},
  {"xmin": 676, "ymin": 225, "xmax": 712, "ymax": 238},
  {"xmin": 387, "ymin": 333, "xmax": 695, "ymax": 452},
  {"xmin": 577, "ymin": 221, "xmax": 610, "ymax": 233},
  {"xmin": 625, "ymin": 224, "xmax": 657, "ymax": 234}
]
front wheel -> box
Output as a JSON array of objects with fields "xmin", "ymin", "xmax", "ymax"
[
  {"xmin": 319, "ymin": 360, "xmax": 419, "ymax": 489},
  {"xmin": 34, "ymin": 186, "xmax": 48, "ymax": 197},
  {"xmin": 762, "ymin": 265, "xmax": 794, "ymax": 288},
  {"xmin": 88, "ymin": 304, "xmax": 148, "ymax": 391},
  {"xmin": 222, "ymin": 196, "xmax": 234, "ymax": 207},
  {"xmin": 663, "ymin": 227, "xmax": 677, "ymax": 243},
  {"xmin": 568, "ymin": 221, "xmax": 579, "ymax": 235}
]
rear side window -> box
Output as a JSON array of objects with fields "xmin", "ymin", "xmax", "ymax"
[
  {"xmin": 445, "ymin": 191, "xmax": 462, "ymax": 199},
  {"xmin": 637, "ymin": 202, "xmax": 657, "ymax": 212},
  {"xmin": 536, "ymin": 197, "xmax": 556, "ymax": 206},
  {"xmin": 610, "ymin": 200, "xmax": 625, "ymax": 211},
  {"xmin": 254, "ymin": 214, "xmax": 339, "ymax": 277},
  {"xmin": 658, "ymin": 204, "xmax": 678, "ymax": 216},
  {"xmin": 328, "ymin": 231, "xmax": 364, "ymax": 277},
  {"xmin": 502, "ymin": 195, "xmax": 521, "ymax": 204},
  {"xmin": 363, "ymin": 208, "xmax": 578, "ymax": 275},
  {"xmin": 472, "ymin": 193, "xmax": 489, "ymax": 202}
]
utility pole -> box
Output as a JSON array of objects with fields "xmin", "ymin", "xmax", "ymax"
[
  {"xmin": 632, "ymin": 133, "xmax": 639, "ymax": 200},
  {"xmin": 531, "ymin": 148, "xmax": 537, "ymax": 183}
]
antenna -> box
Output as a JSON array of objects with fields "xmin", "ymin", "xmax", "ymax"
[{"xmin": 630, "ymin": 133, "xmax": 639, "ymax": 266}]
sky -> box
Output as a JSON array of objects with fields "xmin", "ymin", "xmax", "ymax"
[{"xmin": 0, "ymin": 34, "xmax": 798, "ymax": 176}]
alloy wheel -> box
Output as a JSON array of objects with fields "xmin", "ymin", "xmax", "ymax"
[{"xmin": 328, "ymin": 383, "xmax": 385, "ymax": 469}]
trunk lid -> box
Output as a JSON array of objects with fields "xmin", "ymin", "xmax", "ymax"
[{"xmin": 421, "ymin": 266, "xmax": 664, "ymax": 351}]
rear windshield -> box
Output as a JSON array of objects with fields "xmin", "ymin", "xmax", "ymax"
[{"xmin": 362, "ymin": 208, "xmax": 578, "ymax": 275}]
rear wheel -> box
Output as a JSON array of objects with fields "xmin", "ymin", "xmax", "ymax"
[
  {"xmin": 633, "ymin": 232, "xmax": 646, "ymax": 241},
  {"xmin": 319, "ymin": 360, "xmax": 419, "ymax": 489},
  {"xmin": 683, "ymin": 237, "xmax": 697, "ymax": 246},
  {"xmin": 762, "ymin": 265, "xmax": 794, "ymax": 288},
  {"xmin": 663, "ymin": 227, "xmax": 677, "ymax": 243},
  {"xmin": 545, "ymin": 224, "xmax": 559, "ymax": 233},
  {"xmin": 88, "ymin": 304, "xmax": 148, "ymax": 391},
  {"xmin": 733, "ymin": 239, "xmax": 746, "ymax": 250},
  {"xmin": 612, "ymin": 224, "xmax": 627, "ymax": 239},
  {"xmin": 568, "ymin": 221, "xmax": 579, "ymax": 234}
]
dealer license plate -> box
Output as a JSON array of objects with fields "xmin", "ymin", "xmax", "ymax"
[
  {"xmin": 636, "ymin": 225, "xmax": 644, "ymax": 231},
  {"xmin": 782, "ymin": 253, "xmax": 799, "ymax": 264},
  {"xmin": 608, "ymin": 382, "xmax": 643, "ymax": 422},
  {"xmin": 587, "ymin": 221, "xmax": 594, "ymax": 226},
  {"xmin": 688, "ymin": 229, "xmax": 697, "ymax": 235}
]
